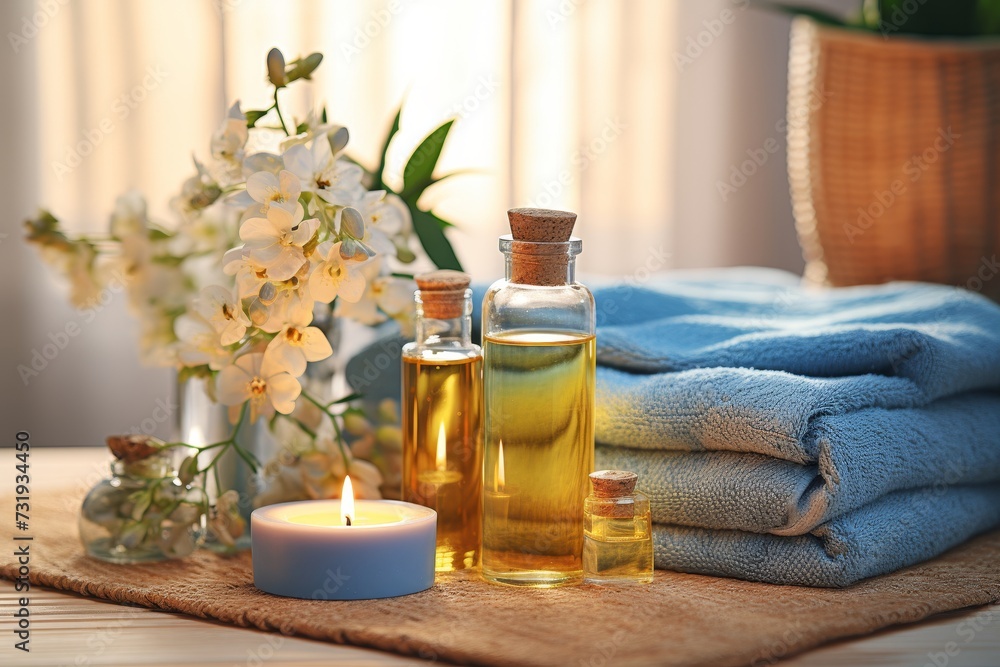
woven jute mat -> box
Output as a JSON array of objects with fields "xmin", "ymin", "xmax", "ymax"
[{"xmin": 2, "ymin": 491, "xmax": 999, "ymax": 667}]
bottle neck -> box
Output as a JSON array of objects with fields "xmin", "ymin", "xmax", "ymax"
[
  {"xmin": 113, "ymin": 453, "xmax": 173, "ymax": 480},
  {"xmin": 499, "ymin": 235, "xmax": 582, "ymax": 286},
  {"xmin": 505, "ymin": 252, "xmax": 577, "ymax": 285},
  {"xmin": 414, "ymin": 290, "xmax": 474, "ymax": 348}
]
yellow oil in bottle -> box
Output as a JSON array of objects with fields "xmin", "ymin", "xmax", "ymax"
[
  {"xmin": 583, "ymin": 506, "xmax": 654, "ymax": 584},
  {"xmin": 482, "ymin": 330, "xmax": 596, "ymax": 587},
  {"xmin": 402, "ymin": 351, "xmax": 483, "ymax": 572}
]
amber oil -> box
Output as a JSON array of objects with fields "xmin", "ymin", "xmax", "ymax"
[
  {"xmin": 482, "ymin": 331, "xmax": 596, "ymax": 586},
  {"xmin": 401, "ymin": 272, "xmax": 482, "ymax": 572}
]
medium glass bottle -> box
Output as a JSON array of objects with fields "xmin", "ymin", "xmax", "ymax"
[
  {"xmin": 482, "ymin": 208, "xmax": 596, "ymax": 587},
  {"xmin": 583, "ymin": 470, "xmax": 654, "ymax": 584},
  {"xmin": 402, "ymin": 270, "xmax": 483, "ymax": 571}
]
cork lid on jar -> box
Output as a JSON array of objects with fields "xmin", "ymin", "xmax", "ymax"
[
  {"xmin": 589, "ymin": 470, "xmax": 639, "ymax": 498},
  {"xmin": 589, "ymin": 470, "xmax": 640, "ymax": 519},
  {"xmin": 415, "ymin": 270, "xmax": 471, "ymax": 319},
  {"xmin": 506, "ymin": 208, "xmax": 579, "ymax": 286}
]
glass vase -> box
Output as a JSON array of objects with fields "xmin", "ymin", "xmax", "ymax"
[{"xmin": 79, "ymin": 452, "xmax": 207, "ymax": 563}]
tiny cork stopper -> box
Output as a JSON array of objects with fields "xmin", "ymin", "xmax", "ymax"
[
  {"xmin": 107, "ymin": 435, "xmax": 160, "ymax": 463},
  {"xmin": 589, "ymin": 470, "xmax": 639, "ymax": 519},
  {"xmin": 415, "ymin": 270, "xmax": 471, "ymax": 320},
  {"xmin": 506, "ymin": 208, "xmax": 578, "ymax": 286},
  {"xmin": 590, "ymin": 470, "xmax": 638, "ymax": 498}
]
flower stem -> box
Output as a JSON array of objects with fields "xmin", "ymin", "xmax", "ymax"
[
  {"xmin": 301, "ymin": 390, "xmax": 351, "ymax": 471},
  {"xmin": 279, "ymin": 412, "xmax": 317, "ymax": 439},
  {"xmin": 273, "ymin": 88, "xmax": 290, "ymax": 136}
]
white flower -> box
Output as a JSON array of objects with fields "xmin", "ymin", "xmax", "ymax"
[
  {"xmin": 239, "ymin": 206, "xmax": 319, "ymax": 281},
  {"xmin": 278, "ymin": 114, "xmax": 348, "ymax": 153},
  {"xmin": 241, "ymin": 169, "xmax": 303, "ymax": 222},
  {"xmin": 223, "ymin": 246, "xmax": 269, "ymax": 301},
  {"xmin": 356, "ymin": 190, "xmax": 412, "ymax": 257},
  {"xmin": 256, "ymin": 287, "xmax": 314, "ymax": 334},
  {"xmin": 241, "ymin": 152, "xmax": 284, "ymax": 178},
  {"xmin": 217, "ymin": 352, "xmax": 301, "ymax": 422},
  {"xmin": 174, "ymin": 313, "xmax": 232, "ymax": 370},
  {"xmin": 373, "ymin": 275, "xmax": 417, "ymax": 334},
  {"xmin": 265, "ymin": 324, "xmax": 333, "ymax": 376},
  {"xmin": 309, "ymin": 241, "xmax": 367, "ymax": 304},
  {"xmin": 361, "ymin": 191, "xmax": 410, "ymax": 237},
  {"xmin": 336, "ymin": 266, "xmax": 416, "ymax": 333},
  {"xmin": 170, "ymin": 160, "xmax": 221, "ymax": 221},
  {"xmin": 191, "ymin": 285, "xmax": 250, "ymax": 346},
  {"xmin": 283, "ymin": 139, "xmax": 365, "ymax": 206},
  {"xmin": 210, "ymin": 101, "xmax": 248, "ymax": 183}
]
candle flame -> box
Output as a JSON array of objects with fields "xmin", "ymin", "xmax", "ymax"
[
  {"xmin": 497, "ymin": 440, "xmax": 505, "ymax": 491},
  {"xmin": 341, "ymin": 475, "xmax": 355, "ymax": 526},
  {"xmin": 435, "ymin": 422, "xmax": 447, "ymax": 472}
]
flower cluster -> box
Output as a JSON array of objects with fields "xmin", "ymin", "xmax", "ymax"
[
  {"xmin": 184, "ymin": 99, "xmax": 416, "ymax": 427},
  {"xmin": 27, "ymin": 48, "xmax": 464, "ymax": 529}
]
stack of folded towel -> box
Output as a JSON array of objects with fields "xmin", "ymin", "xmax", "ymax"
[{"xmin": 592, "ymin": 267, "xmax": 1000, "ymax": 587}]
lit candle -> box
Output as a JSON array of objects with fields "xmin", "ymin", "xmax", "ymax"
[
  {"xmin": 251, "ymin": 476, "xmax": 437, "ymax": 600},
  {"xmin": 436, "ymin": 421, "xmax": 447, "ymax": 472},
  {"xmin": 417, "ymin": 422, "xmax": 462, "ymax": 486},
  {"xmin": 497, "ymin": 440, "xmax": 505, "ymax": 492}
]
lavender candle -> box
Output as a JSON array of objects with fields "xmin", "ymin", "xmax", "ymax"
[{"xmin": 251, "ymin": 477, "xmax": 437, "ymax": 600}]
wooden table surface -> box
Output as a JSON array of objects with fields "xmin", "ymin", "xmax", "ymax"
[{"xmin": 2, "ymin": 447, "xmax": 998, "ymax": 667}]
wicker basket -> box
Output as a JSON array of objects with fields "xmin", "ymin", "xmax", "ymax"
[{"xmin": 787, "ymin": 19, "xmax": 1000, "ymax": 299}]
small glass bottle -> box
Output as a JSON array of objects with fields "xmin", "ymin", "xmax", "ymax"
[
  {"xmin": 80, "ymin": 437, "xmax": 207, "ymax": 564},
  {"xmin": 402, "ymin": 270, "xmax": 483, "ymax": 572},
  {"xmin": 583, "ymin": 470, "xmax": 654, "ymax": 584},
  {"xmin": 482, "ymin": 208, "xmax": 596, "ymax": 587}
]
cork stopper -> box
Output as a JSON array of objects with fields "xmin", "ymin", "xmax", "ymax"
[
  {"xmin": 506, "ymin": 208, "xmax": 578, "ymax": 286},
  {"xmin": 508, "ymin": 208, "xmax": 577, "ymax": 243},
  {"xmin": 590, "ymin": 470, "xmax": 638, "ymax": 498},
  {"xmin": 415, "ymin": 270, "xmax": 471, "ymax": 319},
  {"xmin": 589, "ymin": 470, "xmax": 639, "ymax": 519}
]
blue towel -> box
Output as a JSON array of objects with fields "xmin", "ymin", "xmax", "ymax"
[
  {"xmin": 596, "ymin": 393, "xmax": 1000, "ymax": 535},
  {"xmin": 649, "ymin": 484, "xmax": 1000, "ymax": 587},
  {"xmin": 587, "ymin": 268, "xmax": 1000, "ymax": 586},
  {"xmin": 593, "ymin": 268, "xmax": 1000, "ymax": 401}
]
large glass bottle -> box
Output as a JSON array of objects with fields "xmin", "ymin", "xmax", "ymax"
[
  {"xmin": 481, "ymin": 208, "xmax": 596, "ymax": 587},
  {"xmin": 402, "ymin": 270, "xmax": 483, "ymax": 571}
]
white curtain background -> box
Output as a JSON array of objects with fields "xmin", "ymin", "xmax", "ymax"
[{"xmin": 1, "ymin": 0, "xmax": 853, "ymax": 447}]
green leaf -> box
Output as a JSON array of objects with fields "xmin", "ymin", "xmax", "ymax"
[
  {"xmin": 401, "ymin": 120, "xmax": 454, "ymax": 204},
  {"xmin": 980, "ymin": 0, "xmax": 1000, "ymax": 35},
  {"xmin": 330, "ymin": 391, "xmax": 364, "ymax": 405},
  {"xmin": 285, "ymin": 52, "xmax": 323, "ymax": 83},
  {"xmin": 374, "ymin": 106, "xmax": 402, "ymax": 192},
  {"xmin": 879, "ymin": 0, "xmax": 978, "ymax": 36},
  {"xmin": 295, "ymin": 121, "xmax": 309, "ymax": 134},
  {"xmin": 411, "ymin": 208, "xmax": 462, "ymax": 270},
  {"xmin": 245, "ymin": 109, "xmax": 269, "ymax": 128},
  {"xmin": 760, "ymin": 2, "xmax": 851, "ymax": 26}
]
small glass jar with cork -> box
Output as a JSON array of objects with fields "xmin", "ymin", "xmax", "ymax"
[
  {"xmin": 583, "ymin": 470, "xmax": 654, "ymax": 584},
  {"xmin": 401, "ymin": 270, "xmax": 483, "ymax": 572}
]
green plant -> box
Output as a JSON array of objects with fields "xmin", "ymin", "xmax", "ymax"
[{"xmin": 766, "ymin": 0, "xmax": 1000, "ymax": 37}]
